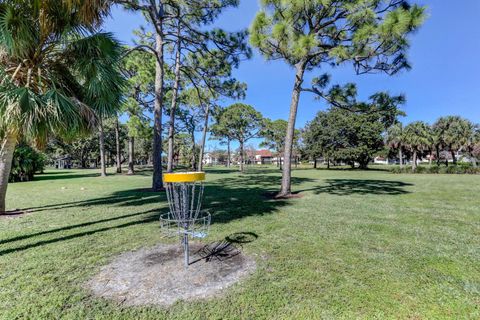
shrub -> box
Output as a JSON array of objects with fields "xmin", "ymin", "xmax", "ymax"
[
  {"xmin": 9, "ymin": 144, "xmax": 46, "ymax": 182},
  {"xmin": 444, "ymin": 166, "xmax": 457, "ymax": 174},
  {"xmin": 390, "ymin": 164, "xmax": 480, "ymax": 175},
  {"xmin": 428, "ymin": 165, "xmax": 441, "ymax": 174},
  {"xmin": 390, "ymin": 167, "xmax": 403, "ymax": 174},
  {"xmin": 413, "ymin": 166, "xmax": 427, "ymax": 174}
]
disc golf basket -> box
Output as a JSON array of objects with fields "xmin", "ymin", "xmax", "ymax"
[{"xmin": 160, "ymin": 172, "xmax": 211, "ymax": 267}]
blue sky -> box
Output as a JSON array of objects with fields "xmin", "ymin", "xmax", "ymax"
[{"xmin": 104, "ymin": 1, "xmax": 480, "ymax": 149}]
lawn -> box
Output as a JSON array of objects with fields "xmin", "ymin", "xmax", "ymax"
[{"xmin": 0, "ymin": 167, "xmax": 479, "ymax": 319}]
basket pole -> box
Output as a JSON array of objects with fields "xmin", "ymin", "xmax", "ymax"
[{"xmin": 183, "ymin": 233, "xmax": 189, "ymax": 267}]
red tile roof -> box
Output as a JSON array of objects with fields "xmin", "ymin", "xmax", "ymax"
[{"xmin": 255, "ymin": 149, "xmax": 273, "ymax": 157}]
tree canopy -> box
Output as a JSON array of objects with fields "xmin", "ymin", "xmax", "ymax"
[
  {"xmin": 403, "ymin": 121, "xmax": 430, "ymax": 170},
  {"xmin": 212, "ymin": 103, "xmax": 264, "ymax": 172},
  {"xmin": 303, "ymin": 93, "xmax": 404, "ymax": 169},
  {"xmin": 0, "ymin": 0, "xmax": 124, "ymax": 212},
  {"xmin": 250, "ymin": 0, "xmax": 425, "ymax": 196}
]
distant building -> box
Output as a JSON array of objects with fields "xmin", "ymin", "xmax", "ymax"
[
  {"xmin": 373, "ymin": 156, "xmax": 395, "ymax": 165},
  {"xmin": 54, "ymin": 156, "xmax": 72, "ymax": 169},
  {"xmin": 203, "ymin": 152, "xmax": 214, "ymax": 165},
  {"xmin": 254, "ymin": 150, "xmax": 273, "ymax": 164},
  {"xmin": 272, "ymin": 151, "xmax": 300, "ymax": 166},
  {"xmin": 203, "ymin": 152, "xmax": 224, "ymax": 166}
]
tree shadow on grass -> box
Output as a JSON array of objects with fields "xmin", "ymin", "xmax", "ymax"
[
  {"xmin": 312, "ymin": 167, "xmax": 391, "ymax": 172},
  {"xmin": 0, "ymin": 209, "xmax": 159, "ymax": 256},
  {"xmin": 304, "ymin": 179, "xmax": 413, "ymax": 196},
  {"xmin": 0, "ymin": 210, "xmax": 154, "ymax": 246},
  {"xmin": 21, "ymin": 188, "xmax": 167, "ymax": 213},
  {"xmin": 21, "ymin": 174, "xmax": 313, "ymax": 220},
  {"xmin": 204, "ymin": 175, "xmax": 315, "ymax": 223},
  {"xmin": 34, "ymin": 170, "xmax": 101, "ymax": 181},
  {"xmin": 206, "ymin": 168, "xmax": 282, "ymax": 175},
  {"xmin": 1, "ymin": 176, "xmax": 312, "ymax": 256}
]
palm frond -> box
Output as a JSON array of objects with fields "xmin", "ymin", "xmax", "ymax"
[
  {"xmin": 0, "ymin": 2, "xmax": 121, "ymax": 147},
  {"xmin": 0, "ymin": 3, "xmax": 37, "ymax": 59},
  {"xmin": 65, "ymin": 32, "xmax": 125, "ymax": 117}
]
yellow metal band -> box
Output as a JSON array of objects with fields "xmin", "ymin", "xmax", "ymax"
[{"xmin": 163, "ymin": 172, "xmax": 206, "ymax": 183}]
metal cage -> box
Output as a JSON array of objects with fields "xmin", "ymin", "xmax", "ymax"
[{"xmin": 160, "ymin": 172, "xmax": 210, "ymax": 267}]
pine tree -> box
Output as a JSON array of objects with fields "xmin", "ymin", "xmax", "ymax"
[{"xmin": 250, "ymin": 0, "xmax": 425, "ymax": 196}]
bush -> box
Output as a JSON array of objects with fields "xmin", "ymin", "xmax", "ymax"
[
  {"xmin": 414, "ymin": 166, "xmax": 428, "ymax": 174},
  {"xmin": 9, "ymin": 144, "xmax": 46, "ymax": 182},
  {"xmin": 428, "ymin": 165, "xmax": 440, "ymax": 174},
  {"xmin": 390, "ymin": 164, "xmax": 480, "ymax": 175},
  {"xmin": 444, "ymin": 165, "xmax": 459, "ymax": 174}
]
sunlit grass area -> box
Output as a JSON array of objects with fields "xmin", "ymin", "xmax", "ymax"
[{"xmin": 1, "ymin": 167, "xmax": 479, "ymax": 319}]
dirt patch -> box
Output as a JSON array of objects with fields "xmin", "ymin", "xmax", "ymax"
[{"xmin": 86, "ymin": 242, "xmax": 256, "ymax": 306}]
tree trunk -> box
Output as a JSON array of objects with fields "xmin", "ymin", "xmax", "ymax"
[
  {"xmin": 327, "ymin": 159, "xmax": 330, "ymax": 169},
  {"xmin": 198, "ymin": 104, "xmax": 210, "ymax": 172},
  {"xmin": 399, "ymin": 148, "xmax": 403, "ymax": 168},
  {"xmin": 313, "ymin": 158, "xmax": 317, "ymax": 169},
  {"xmin": 128, "ymin": 136, "xmax": 135, "ymax": 175},
  {"xmin": 451, "ymin": 150, "xmax": 456, "ymax": 165},
  {"xmin": 152, "ymin": 29, "xmax": 165, "ymax": 191},
  {"xmin": 429, "ymin": 150, "xmax": 433, "ymax": 166},
  {"xmin": 445, "ymin": 147, "xmax": 449, "ymax": 167},
  {"xmin": 227, "ymin": 139, "xmax": 231, "ymax": 167},
  {"xmin": 277, "ymin": 150, "xmax": 282, "ymax": 170},
  {"xmin": 412, "ymin": 150, "xmax": 417, "ymax": 171},
  {"xmin": 359, "ymin": 158, "xmax": 369, "ymax": 169},
  {"xmin": 167, "ymin": 29, "xmax": 182, "ymax": 173},
  {"xmin": 436, "ymin": 146, "xmax": 441, "ymax": 166},
  {"xmin": 190, "ymin": 130, "xmax": 197, "ymax": 171},
  {"xmin": 0, "ymin": 133, "xmax": 17, "ymax": 213},
  {"xmin": 115, "ymin": 117, "xmax": 122, "ymax": 173},
  {"xmin": 239, "ymin": 140, "xmax": 245, "ymax": 173},
  {"xmin": 279, "ymin": 61, "xmax": 306, "ymax": 197},
  {"xmin": 99, "ymin": 118, "xmax": 107, "ymax": 177}
]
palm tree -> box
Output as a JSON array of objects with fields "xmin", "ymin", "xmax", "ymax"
[
  {"xmin": 465, "ymin": 124, "xmax": 480, "ymax": 167},
  {"xmin": 0, "ymin": 0, "xmax": 123, "ymax": 213},
  {"xmin": 449, "ymin": 117, "xmax": 474, "ymax": 165},
  {"xmin": 386, "ymin": 123, "xmax": 405, "ymax": 168},
  {"xmin": 403, "ymin": 121, "xmax": 430, "ymax": 171},
  {"xmin": 432, "ymin": 117, "xmax": 448, "ymax": 166},
  {"xmin": 471, "ymin": 127, "xmax": 480, "ymax": 166},
  {"xmin": 424, "ymin": 124, "xmax": 437, "ymax": 166},
  {"xmin": 433, "ymin": 116, "xmax": 473, "ymax": 166}
]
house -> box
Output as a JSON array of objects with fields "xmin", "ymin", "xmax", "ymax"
[
  {"xmin": 272, "ymin": 151, "xmax": 300, "ymax": 166},
  {"xmin": 254, "ymin": 150, "xmax": 273, "ymax": 164},
  {"xmin": 203, "ymin": 152, "xmax": 224, "ymax": 166},
  {"xmin": 203, "ymin": 152, "xmax": 214, "ymax": 166},
  {"xmin": 373, "ymin": 156, "xmax": 396, "ymax": 165},
  {"xmin": 54, "ymin": 156, "xmax": 72, "ymax": 169}
]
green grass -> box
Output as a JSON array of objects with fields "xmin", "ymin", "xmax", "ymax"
[{"xmin": 1, "ymin": 166, "xmax": 479, "ymax": 319}]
